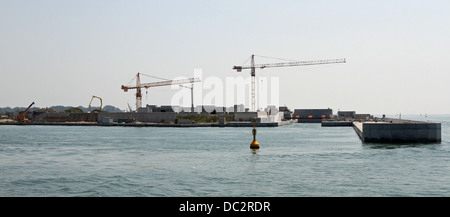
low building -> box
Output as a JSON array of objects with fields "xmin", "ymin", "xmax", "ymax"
[
  {"xmin": 279, "ymin": 106, "xmax": 292, "ymax": 120},
  {"xmin": 293, "ymin": 109, "xmax": 333, "ymax": 123},
  {"xmin": 354, "ymin": 113, "xmax": 372, "ymax": 120},
  {"xmin": 234, "ymin": 112, "xmax": 259, "ymax": 122},
  {"xmin": 139, "ymin": 105, "xmax": 178, "ymax": 113},
  {"xmin": 338, "ymin": 111, "xmax": 355, "ymax": 119}
]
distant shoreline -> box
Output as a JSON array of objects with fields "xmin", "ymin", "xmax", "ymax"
[{"xmin": 0, "ymin": 121, "xmax": 294, "ymax": 127}]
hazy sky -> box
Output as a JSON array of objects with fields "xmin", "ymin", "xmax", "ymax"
[{"xmin": 1, "ymin": 0, "xmax": 449, "ymax": 114}]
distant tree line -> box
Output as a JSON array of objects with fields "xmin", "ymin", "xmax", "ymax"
[{"xmin": 0, "ymin": 105, "xmax": 123, "ymax": 114}]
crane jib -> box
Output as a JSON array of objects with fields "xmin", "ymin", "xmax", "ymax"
[
  {"xmin": 121, "ymin": 77, "xmax": 201, "ymax": 90},
  {"xmin": 233, "ymin": 58, "xmax": 346, "ymax": 70}
]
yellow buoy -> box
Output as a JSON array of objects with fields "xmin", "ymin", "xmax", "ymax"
[{"xmin": 250, "ymin": 126, "xmax": 260, "ymax": 149}]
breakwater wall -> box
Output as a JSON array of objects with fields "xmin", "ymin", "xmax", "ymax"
[
  {"xmin": 98, "ymin": 112, "xmax": 176, "ymax": 123},
  {"xmin": 33, "ymin": 112, "xmax": 175, "ymax": 123},
  {"xmin": 34, "ymin": 113, "xmax": 98, "ymax": 122}
]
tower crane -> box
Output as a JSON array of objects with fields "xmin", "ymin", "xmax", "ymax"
[
  {"xmin": 121, "ymin": 72, "xmax": 201, "ymax": 112},
  {"xmin": 233, "ymin": 54, "xmax": 346, "ymax": 111}
]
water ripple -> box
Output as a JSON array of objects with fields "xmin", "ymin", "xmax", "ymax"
[{"xmin": 1, "ymin": 117, "xmax": 450, "ymax": 196}]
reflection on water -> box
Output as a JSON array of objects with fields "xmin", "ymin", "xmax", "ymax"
[
  {"xmin": 363, "ymin": 142, "xmax": 442, "ymax": 150},
  {"xmin": 251, "ymin": 149, "xmax": 259, "ymax": 155}
]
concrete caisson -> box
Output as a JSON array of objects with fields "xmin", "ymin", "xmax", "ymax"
[{"xmin": 361, "ymin": 121, "xmax": 441, "ymax": 143}]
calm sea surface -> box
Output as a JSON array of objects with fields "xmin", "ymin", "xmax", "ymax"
[{"xmin": 1, "ymin": 114, "xmax": 449, "ymax": 196}]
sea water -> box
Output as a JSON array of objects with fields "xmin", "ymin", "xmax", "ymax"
[{"xmin": 1, "ymin": 114, "xmax": 449, "ymax": 196}]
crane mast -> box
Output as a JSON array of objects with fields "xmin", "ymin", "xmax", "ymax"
[
  {"xmin": 179, "ymin": 84, "xmax": 194, "ymax": 113},
  {"xmin": 233, "ymin": 54, "xmax": 346, "ymax": 111},
  {"xmin": 250, "ymin": 55, "xmax": 256, "ymax": 112}
]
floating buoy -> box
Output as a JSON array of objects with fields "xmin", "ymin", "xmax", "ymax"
[{"xmin": 250, "ymin": 125, "xmax": 260, "ymax": 149}]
